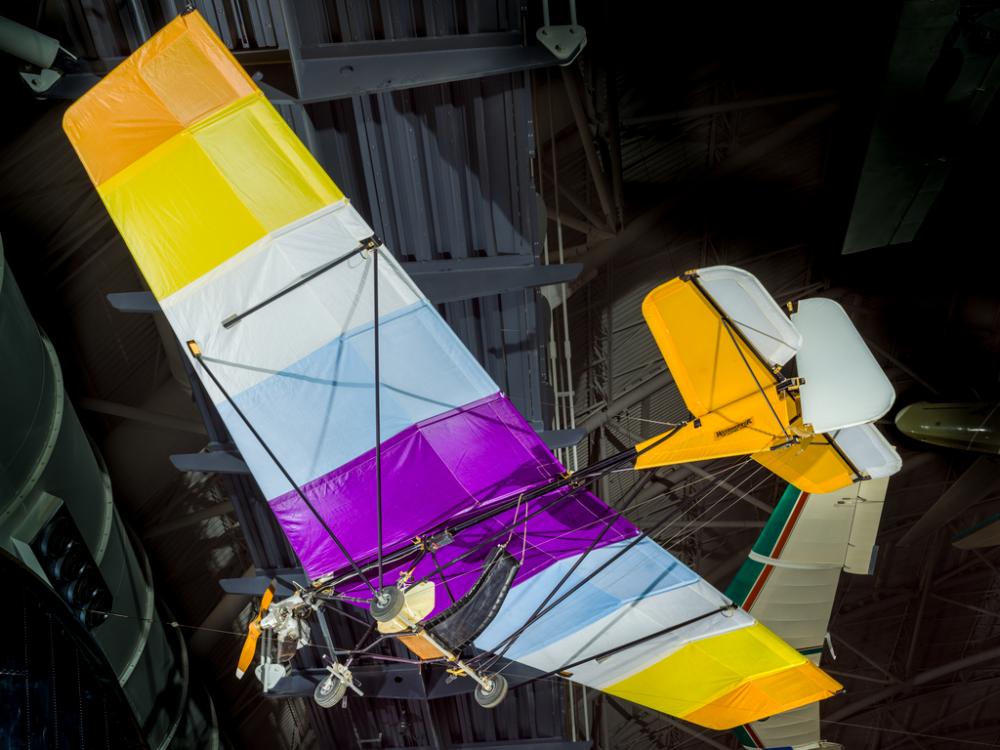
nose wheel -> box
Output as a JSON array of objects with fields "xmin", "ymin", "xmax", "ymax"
[
  {"xmin": 314, "ymin": 674, "xmax": 348, "ymax": 707},
  {"xmin": 473, "ymin": 673, "xmax": 508, "ymax": 709}
]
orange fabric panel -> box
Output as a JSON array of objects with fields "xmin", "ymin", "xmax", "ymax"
[
  {"xmin": 682, "ymin": 661, "xmax": 842, "ymax": 730},
  {"xmin": 63, "ymin": 12, "xmax": 256, "ymax": 185},
  {"xmin": 752, "ymin": 434, "xmax": 856, "ymax": 494},
  {"xmin": 642, "ymin": 277, "xmax": 783, "ymax": 418},
  {"xmin": 635, "ymin": 387, "xmax": 790, "ymax": 469}
]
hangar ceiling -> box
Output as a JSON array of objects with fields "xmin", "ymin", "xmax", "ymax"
[{"xmin": 3, "ymin": 1, "xmax": 1000, "ymax": 748}]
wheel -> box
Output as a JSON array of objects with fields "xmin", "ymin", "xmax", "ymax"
[
  {"xmin": 474, "ymin": 673, "xmax": 508, "ymax": 709},
  {"xmin": 370, "ymin": 586, "xmax": 405, "ymax": 622},
  {"xmin": 314, "ymin": 675, "xmax": 347, "ymax": 708}
]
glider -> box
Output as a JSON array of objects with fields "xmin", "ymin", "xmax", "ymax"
[{"xmin": 63, "ymin": 10, "xmax": 901, "ymax": 731}]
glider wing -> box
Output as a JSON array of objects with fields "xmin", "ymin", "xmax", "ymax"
[{"xmin": 64, "ymin": 12, "xmax": 841, "ymax": 730}]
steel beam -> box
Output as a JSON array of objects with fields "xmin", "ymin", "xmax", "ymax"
[
  {"xmin": 51, "ymin": 32, "xmax": 556, "ymax": 103},
  {"xmin": 145, "ymin": 501, "xmax": 235, "ymax": 538},
  {"xmin": 106, "ymin": 259, "xmax": 579, "ymax": 315},
  {"xmin": 571, "ymin": 101, "xmax": 841, "ymax": 291},
  {"xmin": 170, "ymin": 451, "xmax": 250, "ymax": 475},
  {"xmin": 561, "ymin": 67, "xmax": 615, "ymax": 226},
  {"xmin": 538, "ymin": 429, "xmax": 586, "ymax": 450},
  {"xmin": 623, "ymin": 90, "xmax": 835, "ymax": 126},
  {"xmin": 77, "ymin": 396, "xmax": 207, "ymax": 436},
  {"xmin": 578, "ymin": 372, "xmax": 675, "ymax": 435},
  {"xmin": 402, "ymin": 258, "xmax": 582, "ymax": 303},
  {"xmin": 250, "ymin": 32, "xmax": 555, "ymax": 103},
  {"xmin": 218, "ymin": 568, "xmax": 310, "ymax": 598},
  {"xmin": 825, "ymin": 644, "xmax": 1000, "ymax": 722},
  {"xmin": 106, "ymin": 291, "xmax": 161, "ymax": 313}
]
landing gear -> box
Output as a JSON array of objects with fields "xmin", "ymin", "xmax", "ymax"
[
  {"xmin": 473, "ymin": 673, "xmax": 508, "ymax": 709},
  {"xmin": 370, "ymin": 586, "xmax": 405, "ymax": 622},
  {"xmin": 313, "ymin": 661, "xmax": 360, "ymax": 708},
  {"xmin": 313, "ymin": 674, "xmax": 348, "ymax": 707}
]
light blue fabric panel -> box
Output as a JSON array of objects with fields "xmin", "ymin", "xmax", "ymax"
[
  {"xmin": 216, "ymin": 300, "xmax": 498, "ymax": 499},
  {"xmin": 475, "ymin": 537, "xmax": 699, "ymax": 660}
]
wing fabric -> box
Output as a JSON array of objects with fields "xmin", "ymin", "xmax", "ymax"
[
  {"xmin": 726, "ymin": 479, "xmax": 889, "ymax": 748},
  {"xmin": 64, "ymin": 12, "xmax": 841, "ymax": 730}
]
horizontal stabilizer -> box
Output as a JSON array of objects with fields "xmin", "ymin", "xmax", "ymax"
[
  {"xmin": 793, "ymin": 298, "xmax": 895, "ymax": 433},
  {"xmin": 752, "ymin": 434, "xmax": 855, "ymax": 494},
  {"xmin": 833, "ymin": 423, "xmax": 902, "ymax": 479},
  {"xmin": 635, "ymin": 391, "xmax": 790, "ymax": 470},
  {"xmin": 753, "ymin": 423, "xmax": 899, "ymax": 494}
]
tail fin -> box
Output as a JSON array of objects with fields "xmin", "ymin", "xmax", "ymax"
[{"xmin": 636, "ymin": 269, "xmax": 795, "ymax": 469}]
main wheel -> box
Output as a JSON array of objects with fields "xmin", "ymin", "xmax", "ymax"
[
  {"xmin": 314, "ymin": 675, "xmax": 347, "ymax": 708},
  {"xmin": 370, "ymin": 586, "xmax": 405, "ymax": 622},
  {"xmin": 474, "ymin": 674, "xmax": 508, "ymax": 709}
]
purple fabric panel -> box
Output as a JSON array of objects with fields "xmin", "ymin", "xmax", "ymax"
[{"xmin": 269, "ymin": 393, "xmax": 638, "ymax": 612}]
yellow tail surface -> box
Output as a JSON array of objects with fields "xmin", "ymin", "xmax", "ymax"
[{"xmin": 637, "ymin": 274, "xmax": 855, "ymax": 493}]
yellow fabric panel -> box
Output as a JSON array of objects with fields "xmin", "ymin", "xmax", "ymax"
[
  {"xmin": 683, "ymin": 661, "xmax": 841, "ymax": 730},
  {"xmin": 604, "ymin": 622, "xmax": 841, "ymax": 730},
  {"xmin": 635, "ymin": 388, "xmax": 790, "ymax": 469},
  {"xmin": 96, "ymin": 94, "xmax": 344, "ymax": 299},
  {"xmin": 190, "ymin": 94, "xmax": 343, "ymax": 232},
  {"xmin": 752, "ymin": 434, "xmax": 855, "ymax": 494},
  {"xmin": 642, "ymin": 277, "xmax": 782, "ymax": 418},
  {"xmin": 63, "ymin": 12, "xmax": 256, "ymax": 186},
  {"xmin": 98, "ymin": 130, "xmax": 266, "ymax": 299}
]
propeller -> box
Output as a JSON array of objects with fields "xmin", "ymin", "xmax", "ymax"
[{"xmin": 236, "ymin": 582, "xmax": 275, "ymax": 679}]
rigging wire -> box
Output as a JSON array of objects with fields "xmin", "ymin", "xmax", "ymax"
[
  {"xmin": 477, "ymin": 458, "xmax": 756, "ymax": 669},
  {"xmin": 187, "ymin": 342, "xmax": 376, "ymax": 595},
  {"xmin": 372, "ymin": 244, "xmax": 385, "ymax": 590},
  {"xmin": 477, "ymin": 469, "xmax": 660, "ymax": 669}
]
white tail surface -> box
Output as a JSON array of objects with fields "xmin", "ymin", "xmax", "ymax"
[
  {"xmin": 793, "ymin": 298, "xmax": 895, "ymax": 433},
  {"xmin": 831, "ymin": 423, "xmax": 902, "ymax": 480},
  {"xmin": 696, "ymin": 265, "xmax": 803, "ymax": 367}
]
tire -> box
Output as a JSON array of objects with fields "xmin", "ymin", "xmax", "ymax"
[
  {"xmin": 370, "ymin": 587, "xmax": 405, "ymax": 622},
  {"xmin": 314, "ymin": 675, "xmax": 347, "ymax": 708},
  {"xmin": 474, "ymin": 673, "xmax": 508, "ymax": 709}
]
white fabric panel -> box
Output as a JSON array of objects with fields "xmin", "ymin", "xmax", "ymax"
[
  {"xmin": 749, "ymin": 482, "xmax": 887, "ymax": 649},
  {"xmin": 744, "ymin": 703, "xmax": 822, "ymax": 750},
  {"xmin": 160, "ymin": 201, "xmax": 422, "ymax": 403},
  {"xmin": 793, "ymin": 298, "xmax": 895, "ymax": 433},
  {"xmin": 832, "ymin": 423, "xmax": 902, "ymax": 480},
  {"xmin": 487, "ymin": 579, "xmax": 750, "ymax": 689},
  {"xmin": 778, "ymin": 490, "xmax": 856, "ymax": 568},
  {"xmin": 474, "ymin": 538, "xmax": 699, "ymax": 658},
  {"xmin": 749, "ymin": 565, "xmax": 840, "ymax": 650},
  {"xmin": 844, "ymin": 476, "xmax": 888, "ymax": 574},
  {"xmin": 696, "ymin": 265, "xmax": 802, "ymax": 367}
]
